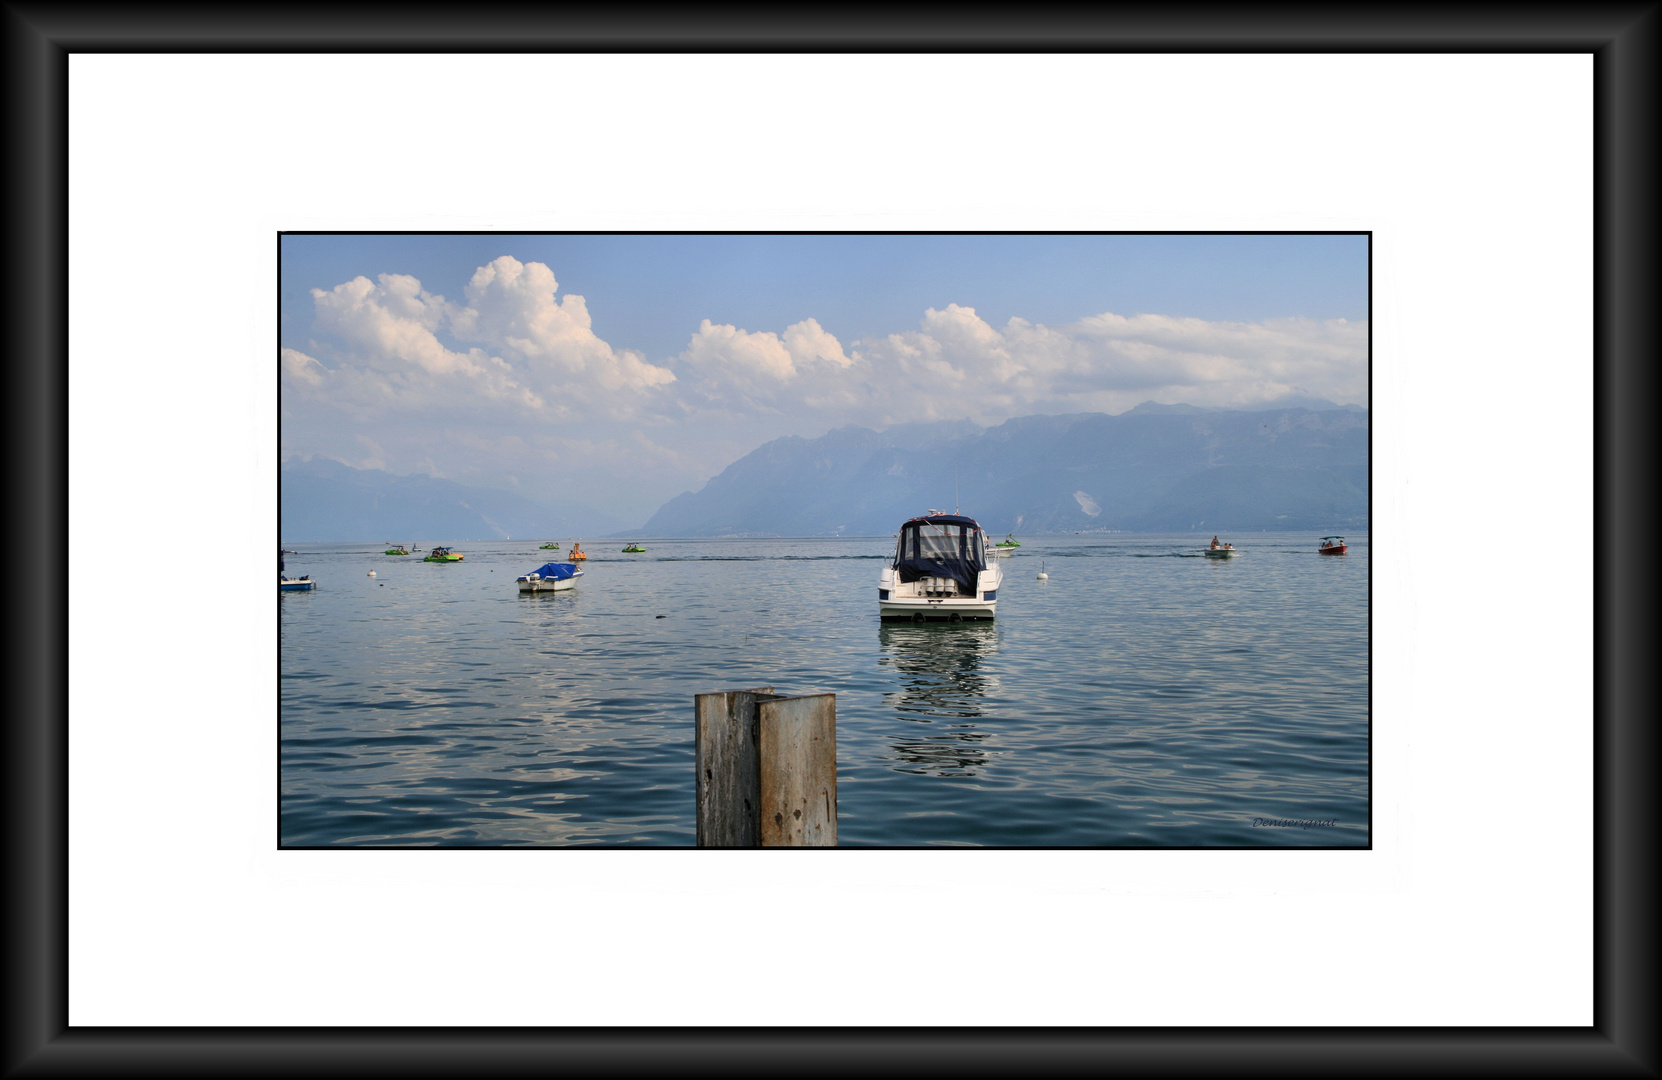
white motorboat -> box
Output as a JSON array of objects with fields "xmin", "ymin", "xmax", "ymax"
[
  {"xmin": 516, "ymin": 561, "xmax": 583, "ymax": 593},
  {"xmin": 879, "ymin": 512, "xmax": 1002, "ymax": 622}
]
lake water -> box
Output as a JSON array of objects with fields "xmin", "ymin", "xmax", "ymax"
[{"xmin": 280, "ymin": 533, "xmax": 1369, "ymax": 847}]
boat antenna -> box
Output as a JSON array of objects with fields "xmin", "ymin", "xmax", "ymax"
[{"xmin": 954, "ymin": 462, "xmax": 959, "ymax": 515}]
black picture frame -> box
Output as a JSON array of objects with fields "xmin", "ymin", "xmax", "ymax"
[{"xmin": 8, "ymin": 10, "xmax": 1651, "ymax": 1074}]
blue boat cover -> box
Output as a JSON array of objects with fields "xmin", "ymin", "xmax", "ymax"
[
  {"xmin": 527, "ymin": 562, "xmax": 580, "ymax": 580},
  {"xmin": 904, "ymin": 514, "xmax": 981, "ymax": 529},
  {"xmin": 891, "ymin": 516, "xmax": 988, "ymax": 595}
]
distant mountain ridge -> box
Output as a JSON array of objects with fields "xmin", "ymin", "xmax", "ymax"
[
  {"xmin": 282, "ymin": 401, "xmax": 1369, "ymax": 541},
  {"xmin": 639, "ymin": 403, "xmax": 1368, "ymax": 536},
  {"xmin": 279, "ymin": 457, "xmax": 631, "ymax": 542}
]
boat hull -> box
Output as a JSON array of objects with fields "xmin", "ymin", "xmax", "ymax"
[
  {"xmin": 879, "ymin": 566, "xmax": 1001, "ymax": 621},
  {"xmin": 1319, "ymin": 546, "xmax": 1347, "ymax": 555},
  {"xmin": 1203, "ymin": 548, "xmax": 1239, "ymax": 558},
  {"xmin": 279, "ymin": 578, "xmax": 315, "ymax": 591},
  {"xmin": 517, "ymin": 576, "xmax": 578, "ymax": 593},
  {"xmin": 878, "ymin": 595, "xmax": 997, "ymax": 621}
]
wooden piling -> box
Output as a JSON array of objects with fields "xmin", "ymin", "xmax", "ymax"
[
  {"xmin": 758, "ymin": 693, "xmax": 837, "ymax": 847},
  {"xmin": 694, "ymin": 687, "xmax": 772, "ymax": 847},
  {"xmin": 695, "ymin": 688, "xmax": 837, "ymax": 847}
]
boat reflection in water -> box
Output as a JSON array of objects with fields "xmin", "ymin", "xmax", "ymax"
[{"xmin": 876, "ymin": 622, "xmax": 1002, "ymax": 777}]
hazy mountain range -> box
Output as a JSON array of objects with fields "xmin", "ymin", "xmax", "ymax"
[
  {"xmin": 640, "ymin": 401, "xmax": 1367, "ymax": 536},
  {"xmin": 281, "ymin": 401, "xmax": 1368, "ymax": 541},
  {"xmin": 279, "ymin": 457, "xmax": 635, "ymax": 543}
]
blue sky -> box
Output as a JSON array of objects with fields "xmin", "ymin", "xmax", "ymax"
[
  {"xmin": 280, "ymin": 233, "xmax": 1368, "ymax": 528},
  {"xmin": 282, "ymin": 233, "xmax": 1367, "ymax": 363}
]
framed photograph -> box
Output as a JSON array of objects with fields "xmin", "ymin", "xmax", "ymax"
[
  {"xmin": 29, "ymin": 10, "xmax": 1638, "ymax": 1073},
  {"xmin": 277, "ymin": 230, "xmax": 1372, "ymax": 851}
]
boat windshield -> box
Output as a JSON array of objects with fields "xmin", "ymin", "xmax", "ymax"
[{"xmin": 892, "ymin": 518, "xmax": 988, "ymax": 592}]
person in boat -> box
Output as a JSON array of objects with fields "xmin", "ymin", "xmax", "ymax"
[{"xmin": 1210, "ymin": 536, "xmax": 1220, "ymax": 550}]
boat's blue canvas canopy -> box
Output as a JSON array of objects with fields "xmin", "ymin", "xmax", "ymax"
[
  {"xmin": 526, "ymin": 562, "xmax": 580, "ymax": 580},
  {"xmin": 907, "ymin": 514, "xmax": 981, "ymax": 529},
  {"xmin": 892, "ymin": 515, "xmax": 988, "ymax": 594}
]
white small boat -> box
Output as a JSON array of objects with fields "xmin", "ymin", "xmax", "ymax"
[
  {"xmin": 516, "ymin": 561, "xmax": 583, "ymax": 593},
  {"xmin": 279, "ymin": 575, "xmax": 316, "ymax": 591},
  {"xmin": 879, "ymin": 512, "xmax": 1002, "ymax": 622},
  {"xmin": 1203, "ymin": 544, "xmax": 1239, "ymax": 559}
]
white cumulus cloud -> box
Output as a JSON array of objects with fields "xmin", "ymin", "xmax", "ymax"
[
  {"xmin": 451, "ymin": 255, "xmax": 675, "ymax": 395},
  {"xmin": 675, "ymin": 317, "xmax": 861, "ymax": 415},
  {"xmin": 310, "ymin": 273, "xmax": 476, "ymax": 378}
]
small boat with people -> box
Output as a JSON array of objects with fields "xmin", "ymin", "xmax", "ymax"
[
  {"xmin": 567, "ymin": 541, "xmax": 587, "ymax": 561},
  {"xmin": 1318, "ymin": 535, "xmax": 1348, "ymax": 555},
  {"xmin": 622, "ymin": 543, "xmax": 645, "ymax": 553},
  {"xmin": 423, "ymin": 546, "xmax": 463, "ymax": 562},
  {"xmin": 1204, "ymin": 536, "xmax": 1239, "ymax": 558},
  {"xmin": 279, "ymin": 547, "xmax": 315, "ymax": 589},
  {"xmin": 515, "ymin": 561, "xmax": 583, "ymax": 593},
  {"xmin": 539, "ymin": 542, "xmax": 559, "ymax": 550},
  {"xmin": 879, "ymin": 511, "xmax": 1003, "ymax": 622},
  {"xmin": 384, "ymin": 543, "xmax": 410, "ymax": 556}
]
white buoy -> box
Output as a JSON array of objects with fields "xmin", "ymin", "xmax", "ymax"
[
  {"xmin": 368, "ymin": 570, "xmax": 376, "ymax": 577},
  {"xmin": 1037, "ymin": 561, "xmax": 1048, "ymax": 580}
]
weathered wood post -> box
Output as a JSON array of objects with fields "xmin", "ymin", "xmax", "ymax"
[
  {"xmin": 757, "ymin": 693, "xmax": 837, "ymax": 847},
  {"xmin": 695, "ymin": 688, "xmax": 836, "ymax": 847},
  {"xmin": 695, "ymin": 687, "xmax": 772, "ymax": 847}
]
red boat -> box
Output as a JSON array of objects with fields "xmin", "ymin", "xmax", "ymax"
[{"xmin": 1318, "ymin": 535, "xmax": 1348, "ymax": 555}]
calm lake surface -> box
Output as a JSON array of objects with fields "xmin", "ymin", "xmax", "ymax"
[{"xmin": 280, "ymin": 533, "xmax": 1368, "ymax": 847}]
